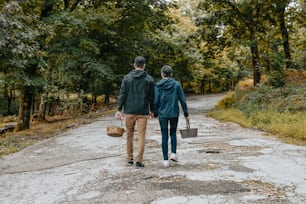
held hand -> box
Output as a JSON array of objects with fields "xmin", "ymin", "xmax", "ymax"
[
  {"xmin": 115, "ymin": 111, "xmax": 123, "ymax": 120},
  {"xmin": 148, "ymin": 112, "xmax": 154, "ymax": 120}
]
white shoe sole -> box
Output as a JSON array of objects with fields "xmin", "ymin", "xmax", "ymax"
[
  {"xmin": 162, "ymin": 161, "xmax": 169, "ymax": 167},
  {"xmin": 170, "ymin": 153, "xmax": 178, "ymax": 162}
]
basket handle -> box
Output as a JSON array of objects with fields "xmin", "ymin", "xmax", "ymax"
[
  {"xmin": 114, "ymin": 118, "xmax": 123, "ymax": 127},
  {"xmin": 186, "ymin": 118, "xmax": 190, "ymax": 129}
]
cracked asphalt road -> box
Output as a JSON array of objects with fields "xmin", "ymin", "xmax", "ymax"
[{"xmin": 0, "ymin": 93, "xmax": 306, "ymax": 204}]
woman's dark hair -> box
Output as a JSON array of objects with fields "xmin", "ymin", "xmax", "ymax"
[{"xmin": 161, "ymin": 65, "xmax": 172, "ymax": 77}]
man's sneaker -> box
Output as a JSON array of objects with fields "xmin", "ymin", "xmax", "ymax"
[
  {"xmin": 127, "ymin": 159, "xmax": 134, "ymax": 166},
  {"xmin": 162, "ymin": 160, "xmax": 169, "ymax": 168},
  {"xmin": 170, "ymin": 153, "xmax": 178, "ymax": 162},
  {"xmin": 135, "ymin": 161, "xmax": 145, "ymax": 168}
]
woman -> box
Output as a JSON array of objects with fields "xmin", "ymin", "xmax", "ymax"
[{"xmin": 154, "ymin": 65, "xmax": 189, "ymax": 167}]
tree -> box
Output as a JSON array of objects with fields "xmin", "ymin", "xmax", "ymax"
[
  {"xmin": 195, "ymin": 0, "xmax": 278, "ymax": 85},
  {"xmin": 0, "ymin": 2, "xmax": 45, "ymax": 131},
  {"xmin": 274, "ymin": 0, "xmax": 292, "ymax": 69}
]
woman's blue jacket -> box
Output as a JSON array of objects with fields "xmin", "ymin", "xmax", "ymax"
[{"xmin": 154, "ymin": 78, "xmax": 189, "ymax": 119}]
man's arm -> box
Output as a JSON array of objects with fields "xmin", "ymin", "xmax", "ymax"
[
  {"xmin": 116, "ymin": 78, "xmax": 127, "ymax": 119},
  {"xmin": 118, "ymin": 78, "xmax": 127, "ymax": 112},
  {"xmin": 148, "ymin": 79, "xmax": 155, "ymax": 119}
]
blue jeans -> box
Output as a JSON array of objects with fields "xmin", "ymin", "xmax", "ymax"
[{"xmin": 158, "ymin": 117, "xmax": 179, "ymax": 160}]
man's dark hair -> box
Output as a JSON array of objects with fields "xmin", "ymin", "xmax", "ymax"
[
  {"xmin": 134, "ymin": 56, "xmax": 146, "ymax": 68},
  {"xmin": 161, "ymin": 65, "xmax": 172, "ymax": 77}
]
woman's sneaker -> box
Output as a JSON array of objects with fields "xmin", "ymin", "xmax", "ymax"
[
  {"xmin": 170, "ymin": 153, "xmax": 178, "ymax": 162},
  {"xmin": 162, "ymin": 160, "xmax": 169, "ymax": 168}
]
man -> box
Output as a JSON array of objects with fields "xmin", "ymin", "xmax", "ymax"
[
  {"xmin": 115, "ymin": 56, "xmax": 155, "ymax": 168},
  {"xmin": 154, "ymin": 65, "xmax": 189, "ymax": 168}
]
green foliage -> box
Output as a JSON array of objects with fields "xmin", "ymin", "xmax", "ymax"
[
  {"xmin": 194, "ymin": 0, "xmax": 304, "ymax": 85},
  {"xmin": 238, "ymin": 84, "xmax": 306, "ymax": 114},
  {"xmin": 210, "ymin": 71, "xmax": 306, "ymax": 143},
  {"xmin": 0, "ymin": 136, "xmax": 32, "ymax": 157},
  {"xmin": 268, "ymin": 70, "xmax": 286, "ymax": 88},
  {"xmin": 0, "ymin": 2, "xmax": 44, "ymax": 89},
  {"xmin": 215, "ymin": 92, "xmax": 234, "ymax": 108},
  {"xmin": 235, "ymin": 80, "xmax": 305, "ymax": 141},
  {"xmin": 1, "ymin": 0, "xmax": 304, "ymax": 132},
  {"xmin": 0, "ymin": 96, "xmax": 19, "ymax": 116}
]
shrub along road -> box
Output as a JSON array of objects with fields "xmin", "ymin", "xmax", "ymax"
[{"xmin": 0, "ymin": 94, "xmax": 305, "ymax": 204}]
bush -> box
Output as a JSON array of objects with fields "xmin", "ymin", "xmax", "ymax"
[
  {"xmin": 0, "ymin": 137, "xmax": 31, "ymax": 157},
  {"xmin": 237, "ymin": 84, "xmax": 306, "ymax": 114},
  {"xmin": 0, "ymin": 97, "xmax": 19, "ymax": 116},
  {"xmin": 215, "ymin": 92, "xmax": 234, "ymax": 108},
  {"xmin": 209, "ymin": 74, "xmax": 306, "ymax": 144},
  {"xmin": 250, "ymin": 111, "xmax": 306, "ymax": 140},
  {"xmin": 268, "ymin": 70, "xmax": 286, "ymax": 88}
]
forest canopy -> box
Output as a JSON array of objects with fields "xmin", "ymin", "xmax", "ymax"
[{"xmin": 0, "ymin": 0, "xmax": 305, "ymax": 131}]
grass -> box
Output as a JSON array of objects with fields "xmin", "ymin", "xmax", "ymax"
[
  {"xmin": 207, "ymin": 108, "xmax": 253, "ymax": 128},
  {"xmin": 0, "ymin": 103, "xmax": 116, "ymax": 158},
  {"xmin": 0, "ymin": 137, "xmax": 33, "ymax": 157},
  {"xmin": 250, "ymin": 111, "xmax": 306, "ymax": 141},
  {"xmin": 208, "ymin": 70, "xmax": 306, "ymax": 146},
  {"xmin": 209, "ymin": 108, "xmax": 306, "ymax": 146}
]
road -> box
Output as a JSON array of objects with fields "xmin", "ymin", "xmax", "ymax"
[{"xmin": 0, "ymin": 94, "xmax": 306, "ymax": 204}]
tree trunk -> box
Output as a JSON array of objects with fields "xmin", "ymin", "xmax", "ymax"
[
  {"xmin": 200, "ymin": 79, "xmax": 205, "ymax": 94},
  {"xmin": 40, "ymin": 0, "xmax": 54, "ymax": 19},
  {"xmin": 225, "ymin": 79, "xmax": 229, "ymax": 91},
  {"xmin": 237, "ymin": 59, "xmax": 243, "ymax": 81},
  {"xmin": 266, "ymin": 55, "xmax": 271, "ymax": 73},
  {"xmin": 6, "ymin": 90, "xmax": 13, "ymax": 115},
  {"xmin": 279, "ymin": 5, "xmax": 291, "ymax": 69},
  {"xmin": 93, "ymin": 94, "xmax": 97, "ymax": 104},
  {"xmin": 249, "ymin": 26, "xmax": 261, "ymax": 86},
  {"xmin": 70, "ymin": 0, "xmax": 81, "ymax": 11},
  {"xmin": 14, "ymin": 86, "xmax": 34, "ymax": 132},
  {"xmin": 104, "ymin": 82, "xmax": 111, "ymax": 105},
  {"xmin": 37, "ymin": 93, "xmax": 48, "ymax": 120},
  {"xmin": 48, "ymin": 102, "xmax": 53, "ymax": 116},
  {"xmin": 32, "ymin": 97, "xmax": 36, "ymax": 114}
]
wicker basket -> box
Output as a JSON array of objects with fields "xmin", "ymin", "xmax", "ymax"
[
  {"xmin": 107, "ymin": 119, "xmax": 124, "ymax": 137},
  {"xmin": 107, "ymin": 126, "xmax": 124, "ymax": 137},
  {"xmin": 180, "ymin": 119, "xmax": 197, "ymax": 138}
]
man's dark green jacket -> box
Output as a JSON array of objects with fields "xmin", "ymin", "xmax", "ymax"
[{"xmin": 118, "ymin": 70, "xmax": 155, "ymax": 115}]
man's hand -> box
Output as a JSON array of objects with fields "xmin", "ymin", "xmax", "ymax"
[{"xmin": 115, "ymin": 111, "xmax": 123, "ymax": 120}]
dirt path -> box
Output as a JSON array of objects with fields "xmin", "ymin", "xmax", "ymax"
[{"xmin": 0, "ymin": 94, "xmax": 306, "ymax": 204}]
